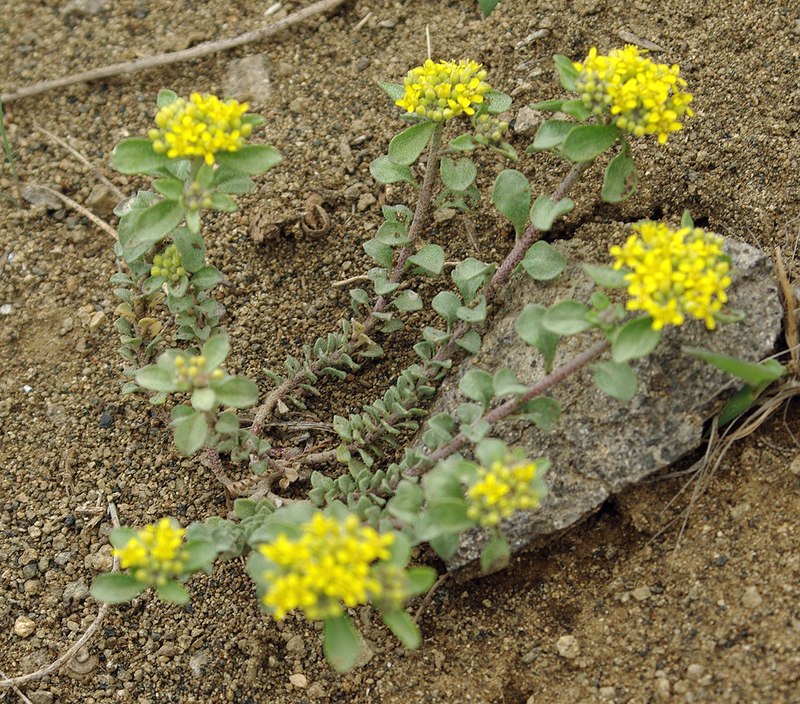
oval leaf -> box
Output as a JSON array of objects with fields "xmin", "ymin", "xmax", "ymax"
[
  {"xmin": 593, "ymin": 360, "xmax": 637, "ymax": 401},
  {"xmin": 389, "ymin": 121, "xmax": 435, "ymax": 166},
  {"xmin": 370, "ymin": 155, "xmax": 416, "ymax": 185},
  {"xmin": 136, "ymin": 365, "xmax": 177, "ymax": 392},
  {"xmin": 323, "ymin": 615, "xmax": 362, "ymax": 673},
  {"xmin": 173, "ymin": 410, "xmax": 209, "ymax": 455},
  {"xmin": 561, "ymin": 124, "xmax": 620, "ymax": 162},
  {"xmin": 493, "ymin": 169, "xmax": 531, "ymax": 237},
  {"xmin": 530, "ymin": 195, "xmax": 574, "ymax": 232},
  {"xmin": 382, "ymin": 610, "xmax": 422, "ymax": 649},
  {"xmin": 516, "ymin": 303, "xmax": 560, "ymax": 372},
  {"xmin": 530, "ymin": 120, "xmax": 574, "ymax": 152},
  {"xmin": 111, "ymin": 138, "xmax": 171, "ymax": 175},
  {"xmin": 216, "ymin": 145, "xmax": 281, "ymax": 175},
  {"xmin": 602, "ymin": 142, "xmax": 638, "ymax": 203},
  {"xmin": 542, "ymin": 300, "xmax": 592, "ymax": 335},
  {"xmin": 407, "ymin": 244, "xmax": 444, "ymax": 277},
  {"xmin": 440, "ymin": 156, "xmax": 477, "ymax": 192},
  {"xmin": 521, "ymin": 240, "xmax": 567, "ymax": 281},
  {"xmin": 126, "ymin": 199, "xmax": 184, "ymax": 249},
  {"xmin": 212, "ymin": 376, "xmax": 259, "ymax": 408},
  {"xmin": 611, "ymin": 316, "xmax": 662, "ymax": 363},
  {"xmin": 90, "ymin": 573, "xmax": 147, "ymax": 604}
]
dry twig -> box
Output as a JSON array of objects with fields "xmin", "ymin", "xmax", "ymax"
[
  {"xmin": 0, "ymin": 503, "xmax": 121, "ymax": 690},
  {"xmin": 26, "ymin": 184, "xmax": 118, "ymax": 239},
  {"xmin": 1, "ymin": 0, "xmax": 348, "ymax": 104}
]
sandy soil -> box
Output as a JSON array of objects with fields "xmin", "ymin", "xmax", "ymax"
[{"xmin": 0, "ymin": 0, "xmax": 798, "ymax": 702}]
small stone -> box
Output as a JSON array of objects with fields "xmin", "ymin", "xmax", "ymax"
[
  {"xmin": 289, "ymin": 97, "xmax": 311, "ymax": 114},
  {"xmin": 307, "ymin": 682, "xmax": 327, "ymax": 699},
  {"xmin": 598, "ymin": 686, "xmax": 615, "ymax": 699},
  {"xmin": 686, "ymin": 663, "xmax": 704, "ymax": 680},
  {"xmin": 789, "ymin": 453, "xmax": 800, "ymax": 476},
  {"xmin": 434, "ymin": 207, "xmax": 456, "ymax": 223},
  {"xmin": 653, "ymin": 677, "xmax": 671, "ymax": 702},
  {"xmin": 89, "ymin": 311, "xmax": 106, "ymax": 331},
  {"xmin": 378, "ymin": 19, "xmax": 396, "ymax": 28},
  {"xmin": 556, "ymin": 635, "xmax": 579, "ymax": 659},
  {"xmin": 632, "ymin": 585, "xmax": 651, "ymax": 602},
  {"xmin": 357, "ymin": 193, "xmax": 376, "ymax": 211},
  {"xmin": 60, "ymin": 317, "xmax": 74, "ymax": 334},
  {"xmin": 0, "ymin": 304, "xmax": 12, "ymax": 315},
  {"xmin": 224, "ymin": 54, "xmax": 272, "ymax": 103},
  {"xmin": 28, "ymin": 691, "xmax": 54, "ymax": 704},
  {"xmin": 355, "ymin": 56, "xmax": 370, "ymax": 71},
  {"xmin": 741, "ymin": 586, "xmax": 763, "ymax": 609},
  {"xmin": 63, "ymin": 578, "xmax": 89, "ymax": 602},
  {"xmin": 14, "ymin": 615, "xmax": 36, "ymax": 637},
  {"xmin": 286, "ymin": 634, "xmax": 305, "ymax": 653},
  {"xmin": 61, "ymin": 0, "xmax": 110, "ymax": 17},
  {"xmin": 86, "ymin": 184, "xmax": 118, "ymax": 217},
  {"xmin": 344, "ymin": 184, "xmax": 361, "ymax": 200},
  {"xmin": 99, "ymin": 411, "xmax": 114, "ymax": 429},
  {"xmin": 513, "ymin": 106, "xmax": 545, "ymax": 136},
  {"xmin": 289, "ymin": 673, "xmax": 308, "ymax": 688},
  {"xmin": 22, "ymin": 185, "xmax": 62, "ymax": 210}
]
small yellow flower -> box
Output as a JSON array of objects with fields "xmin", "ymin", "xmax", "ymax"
[
  {"xmin": 573, "ymin": 45, "xmax": 693, "ymax": 144},
  {"xmin": 396, "ymin": 59, "xmax": 491, "ymax": 122},
  {"xmin": 173, "ymin": 353, "xmax": 221, "ymax": 389},
  {"xmin": 466, "ymin": 457, "xmax": 543, "ymax": 528},
  {"xmin": 148, "ymin": 93, "xmax": 252, "ymax": 165},
  {"xmin": 610, "ymin": 221, "xmax": 732, "ymax": 330},
  {"xmin": 114, "ymin": 518, "xmax": 187, "ymax": 584},
  {"xmin": 150, "ymin": 243, "xmax": 185, "ymax": 282},
  {"xmin": 258, "ymin": 513, "xmax": 394, "ymax": 621}
]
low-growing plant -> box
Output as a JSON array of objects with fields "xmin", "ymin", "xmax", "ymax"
[{"xmin": 91, "ymin": 48, "xmax": 784, "ymax": 671}]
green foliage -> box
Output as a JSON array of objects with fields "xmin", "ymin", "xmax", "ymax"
[
  {"xmin": 370, "ymin": 155, "xmax": 417, "ymax": 186},
  {"xmin": 493, "ymin": 169, "xmax": 531, "ymax": 237},
  {"xmin": 389, "ymin": 122, "xmax": 436, "ymax": 165},
  {"xmin": 602, "ymin": 141, "xmax": 638, "ymax": 202},
  {"xmin": 477, "ymin": 0, "xmax": 501, "ymax": 16},
  {"xmin": 593, "ymin": 360, "xmax": 637, "ymax": 401},
  {"xmin": 530, "ymin": 196, "xmax": 574, "ymax": 232}
]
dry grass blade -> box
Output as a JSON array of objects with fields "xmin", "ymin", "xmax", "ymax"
[{"xmin": 25, "ymin": 184, "xmax": 117, "ymax": 239}]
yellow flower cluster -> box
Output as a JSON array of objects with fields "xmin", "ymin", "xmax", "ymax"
[
  {"xmin": 573, "ymin": 45, "xmax": 693, "ymax": 144},
  {"xmin": 466, "ymin": 458, "xmax": 542, "ymax": 528},
  {"xmin": 259, "ymin": 513, "xmax": 394, "ymax": 621},
  {"xmin": 396, "ymin": 59, "xmax": 491, "ymax": 122},
  {"xmin": 150, "ymin": 244, "xmax": 185, "ymax": 282},
  {"xmin": 148, "ymin": 93, "xmax": 251, "ymax": 165},
  {"xmin": 173, "ymin": 354, "xmax": 224, "ymax": 388},
  {"xmin": 114, "ymin": 518, "xmax": 187, "ymax": 584},
  {"xmin": 611, "ymin": 221, "xmax": 732, "ymax": 330}
]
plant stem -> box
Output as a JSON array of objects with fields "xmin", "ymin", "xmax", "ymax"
[
  {"xmin": 250, "ymin": 124, "xmax": 445, "ymax": 437},
  {"xmin": 404, "ymin": 338, "xmax": 610, "ymax": 476}
]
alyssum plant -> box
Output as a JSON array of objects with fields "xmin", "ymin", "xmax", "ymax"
[{"xmin": 91, "ymin": 48, "xmax": 784, "ymax": 671}]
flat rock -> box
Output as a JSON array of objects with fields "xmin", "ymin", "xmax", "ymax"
[
  {"xmin": 224, "ymin": 54, "xmax": 272, "ymax": 103},
  {"xmin": 434, "ymin": 231, "xmax": 782, "ymax": 575}
]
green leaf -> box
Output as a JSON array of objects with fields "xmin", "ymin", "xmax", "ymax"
[
  {"xmin": 191, "ymin": 387, "xmax": 217, "ymax": 412},
  {"xmin": 152, "ymin": 177, "xmax": 183, "ymax": 200},
  {"xmin": 215, "ymin": 411, "xmax": 239, "ymax": 434},
  {"xmin": 516, "ymin": 303, "xmax": 560, "ymax": 371},
  {"xmin": 191, "ymin": 265, "xmax": 223, "ymax": 290},
  {"xmin": 449, "ymin": 134, "xmax": 477, "ymax": 152},
  {"xmin": 440, "ymin": 156, "xmax": 477, "ymax": 192},
  {"xmin": 387, "ymin": 481, "xmax": 424, "ymax": 523},
  {"xmin": 216, "ymin": 144, "xmax": 281, "ymax": 175},
  {"xmin": 602, "ymin": 141, "xmax": 638, "ymax": 203},
  {"xmin": 681, "ymin": 210, "xmax": 695, "ymax": 228},
  {"xmin": 194, "ymin": 164, "xmax": 214, "ymax": 189},
  {"xmin": 530, "ymin": 196, "xmax": 574, "ymax": 232},
  {"xmin": 185, "ymin": 208, "xmax": 201, "ymax": 234},
  {"xmin": 520, "ymin": 240, "xmax": 567, "ymax": 281},
  {"xmin": 553, "ymin": 54, "xmax": 578, "ymax": 91},
  {"xmin": 452, "ymin": 258, "xmax": 494, "ymax": 303},
  {"xmin": 407, "ymin": 566, "xmax": 437, "ymax": 595},
  {"xmin": 183, "ymin": 540, "xmax": 218, "ymax": 572},
  {"xmin": 457, "ymin": 295, "xmax": 487, "ymax": 323},
  {"xmin": 542, "ymin": 300, "xmax": 592, "ymax": 335},
  {"xmin": 486, "ymin": 89, "xmax": 512, "ymax": 113},
  {"xmin": 493, "ymin": 169, "xmax": 531, "ymax": 237},
  {"xmin": 111, "ymin": 138, "xmax": 171, "ymax": 175},
  {"xmin": 172, "ymin": 227, "xmax": 206, "ymax": 272},
  {"xmin": 136, "ymin": 365, "xmax": 178, "ymax": 392},
  {"xmin": 583, "ymin": 263, "xmax": 628, "ymax": 288},
  {"xmin": 560, "ymin": 99, "xmax": 592, "ymax": 121},
  {"xmin": 529, "ymin": 119, "xmax": 575, "ymax": 152},
  {"xmin": 459, "ymin": 369, "xmax": 494, "ymax": 408},
  {"xmin": 407, "ymin": 244, "xmax": 444, "ymax": 276},
  {"xmin": 389, "ymin": 121, "xmax": 435, "ymax": 166},
  {"xmin": 593, "ymin": 360, "xmax": 637, "ymax": 401},
  {"xmin": 323, "ymin": 615, "xmax": 362, "ymax": 672},
  {"xmin": 90, "ymin": 573, "xmax": 147, "ymax": 603},
  {"xmin": 156, "ymin": 580, "xmax": 190, "ymax": 604},
  {"xmin": 432, "ymin": 290, "xmax": 461, "ymax": 324},
  {"xmin": 718, "ymin": 384, "xmax": 768, "ymax": 426},
  {"xmin": 378, "ymin": 81, "xmax": 405, "ymax": 102},
  {"xmin": 456, "ymin": 330, "xmax": 482, "ymax": 354},
  {"xmin": 382, "ymin": 610, "xmax": 421, "ymax": 649},
  {"xmin": 363, "ymin": 238, "xmax": 393, "ymax": 268},
  {"xmin": 126, "ymin": 199, "xmax": 184, "ymax": 250},
  {"xmin": 611, "ymin": 317, "xmax": 662, "ymax": 363},
  {"xmin": 201, "ymin": 334, "xmax": 230, "ymax": 369},
  {"xmin": 480, "ymin": 532, "xmax": 510, "ymax": 573},
  {"xmin": 211, "ymin": 166, "xmax": 256, "ymax": 194},
  {"xmin": 428, "ymin": 532, "xmax": 460, "ymax": 559},
  {"xmin": 561, "ymin": 124, "xmax": 620, "ymax": 162},
  {"xmin": 156, "ymin": 89, "xmax": 178, "ymax": 108},
  {"xmin": 493, "ymin": 368, "xmax": 528, "ymax": 396},
  {"xmin": 209, "ymin": 193, "xmax": 237, "ymax": 212},
  {"xmin": 683, "ymin": 348, "xmax": 785, "ymax": 386},
  {"xmin": 477, "ymin": 0, "xmax": 501, "ymax": 16},
  {"xmin": 211, "ymin": 377, "xmax": 259, "ymax": 408},
  {"xmin": 530, "ymin": 99, "xmax": 564, "ymax": 112},
  {"xmin": 173, "ymin": 410, "xmax": 209, "ymax": 455},
  {"xmin": 370, "ymin": 155, "xmax": 416, "ymax": 186},
  {"xmin": 517, "ymin": 396, "xmax": 560, "ymax": 432},
  {"xmin": 392, "ymin": 290, "xmax": 424, "ymax": 312},
  {"xmin": 425, "ymin": 498, "xmax": 473, "ymax": 533}
]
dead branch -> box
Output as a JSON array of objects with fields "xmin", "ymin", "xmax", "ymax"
[{"xmin": 1, "ymin": 0, "xmax": 348, "ymax": 104}]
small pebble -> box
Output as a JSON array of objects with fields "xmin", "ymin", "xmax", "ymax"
[
  {"xmin": 289, "ymin": 673, "xmax": 308, "ymax": 688},
  {"xmin": 14, "ymin": 615, "xmax": 36, "ymax": 638},
  {"xmin": 741, "ymin": 585, "xmax": 763, "ymax": 609},
  {"xmin": 0, "ymin": 304, "xmax": 12, "ymax": 315},
  {"xmin": 28, "ymin": 691, "xmax": 54, "ymax": 704},
  {"xmin": 357, "ymin": 193, "xmax": 376, "ymax": 211},
  {"xmin": 99, "ymin": 411, "xmax": 114, "ymax": 429},
  {"xmin": 653, "ymin": 677, "xmax": 671, "ymax": 701},
  {"xmin": 686, "ymin": 663, "xmax": 704, "ymax": 680},
  {"xmin": 556, "ymin": 634, "xmax": 579, "ymax": 659},
  {"xmin": 632, "ymin": 585, "xmax": 651, "ymax": 602}
]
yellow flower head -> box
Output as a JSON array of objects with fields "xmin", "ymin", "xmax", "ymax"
[
  {"xmin": 610, "ymin": 221, "xmax": 732, "ymax": 330},
  {"xmin": 466, "ymin": 457, "xmax": 542, "ymax": 528},
  {"xmin": 573, "ymin": 45, "xmax": 693, "ymax": 144},
  {"xmin": 395, "ymin": 59, "xmax": 491, "ymax": 122},
  {"xmin": 148, "ymin": 93, "xmax": 252, "ymax": 165},
  {"xmin": 172, "ymin": 353, "xmax": 224, "ymax": 388},
  {"xmin": 258, "ymin": 513, "xmax": 394, "ymax": 621},
  {"xmin": 113, "ymin": 518, "xmax": 187, "ymax": 585}
]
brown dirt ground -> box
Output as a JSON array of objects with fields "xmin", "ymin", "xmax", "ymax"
[{"xmin": 1, "ymin": 0, "xmax": 799, "ymax": 702}]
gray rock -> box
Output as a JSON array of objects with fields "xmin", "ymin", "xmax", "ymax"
[
  {"xmin": 61, "ymin": 0, "xmax": 110, "ymax": 17},
  {"xmin": 224, "ymin": 54, "xmax": 272, "ymax": 103},
  {"xmin": 62, "ymin": 577, "xmax": 89, "ymax": 602},
  {"xmin": 435, "ymin": 233, "xmax": 782, "ymax": 574}
]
